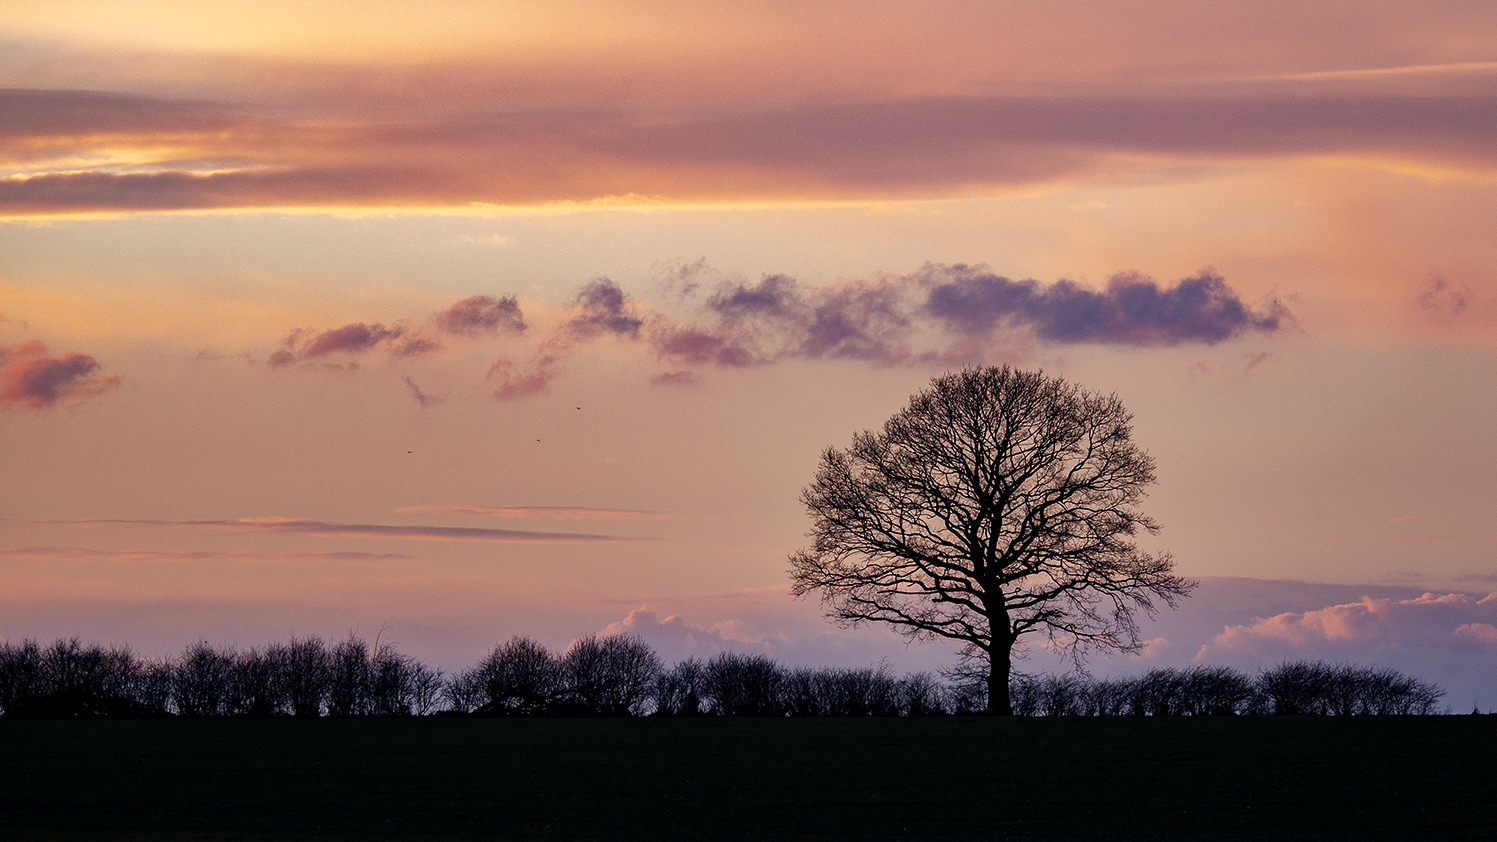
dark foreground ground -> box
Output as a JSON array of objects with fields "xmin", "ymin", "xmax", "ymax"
[{"xmin": 1, "ymin": 717, "xmax": 1493, "ymax": 841}]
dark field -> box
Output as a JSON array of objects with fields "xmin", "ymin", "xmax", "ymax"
[{"xmin": 2, "ymin": 717, "xmax": 1493, "ymax": 841}]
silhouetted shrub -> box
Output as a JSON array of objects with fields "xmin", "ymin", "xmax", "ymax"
[
  {"xmin": 0, "ymin": 638, "xmax": 168, "ymax": 718},
  {"xmin": 702, "ymin": 652, "xmax": 783, "ymax": 716},
  {"xmin": 898, "ymin": 671, "xmax": 947, "ymax": 716},
  {"xmin": 408, "ymin": 660, "xmax": 446, "ymax": 716},
  {"xmin": 0, "ymin": 634, "xmax": 1451, "ymax": 718},
  {"xmin": 225, "ymin": 646, "xmax": 287, "ymax": 717},
  {"xmin": 561, "ymin": 634, "xmax": 661, "ymax": 716},
  {"xmin": 278, "ymin": 637, "xmax": 331, "ymax": 718},
  {"xmin": 173, "ymin": 642, "xmax": 232, "ymax": 717},
  {"xmin": 1253, "ymin": 661, "xmax": 1444, "ymax": 715},
  {"xmin": 442, "ymin": 666, "xmax": 488, "ymax": 714},
  {"xmin": 326, "ymin": 636, "xmax": 372, "ymax": 717},
  {"xmin": 473, "ymin": 637, "xmax": 562, "ymax": 715},
  {"xmin": 0, "ymin": 639, "xmax": 44, "ymax": 715},
  {"xmin": 652, "ymin": 658, "xmax": 706, "ymax": 716}
]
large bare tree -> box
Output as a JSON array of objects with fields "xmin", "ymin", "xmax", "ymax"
[{"xmin": 790, "ymin": 366, "xmax": 1192, "ymax": 715}]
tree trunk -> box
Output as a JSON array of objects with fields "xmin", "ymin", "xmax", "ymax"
[{"xmin": 986, "ymin": 648, "xmax": 1013, "ymax": 716}]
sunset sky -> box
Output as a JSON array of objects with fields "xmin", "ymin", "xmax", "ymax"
[{"xmin": 3, "ymin": 1, "xmax": 1496, "ymax": 705}]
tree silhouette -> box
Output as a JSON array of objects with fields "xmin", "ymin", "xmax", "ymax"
[
  {"xmin": 561, "ymin": 634, "xmax": 661, "ymax": 716},
  {"xmin": 652, "ymin": 658, "xmax": 706, "ymax": 716},
  {"xmin": 790, "ymin": 366, "xmax": 1193, "ymax": 715},
  {"xmin": 473, "ymin": 637, "xmax": 562, "ymax": 715},
  {"xmin": 702, "ymin": 652, "xmax": 783, "ymax": 716}
]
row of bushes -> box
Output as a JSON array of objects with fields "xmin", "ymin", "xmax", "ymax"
[
  {"xmin": 0, "ymin": 634, "xmax": 1446, "ymax": 718},
  {"xmin": 1006, "ymin": 663, "xmax": 1446, "ymax": 717}
]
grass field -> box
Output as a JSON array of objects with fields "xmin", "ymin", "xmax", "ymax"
[{"xmin": 1, "ymin": 717, "xmax": 1493, "ymax": 840}]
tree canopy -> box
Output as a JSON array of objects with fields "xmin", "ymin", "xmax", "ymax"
[{"xmin": 790, "ymin": 366, "xmax": 1193, "ymax": 714}]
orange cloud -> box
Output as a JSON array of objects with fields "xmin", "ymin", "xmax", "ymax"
[{"xmin": 4, "ymin": 82, "xmax": 1496, "ymax": 214}]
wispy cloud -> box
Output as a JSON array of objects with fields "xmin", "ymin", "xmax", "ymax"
[
  {"xmin": 651, "ymin": 370, "xmax": 698, "ymax": 386},
  {"xmin": 267, "ymin": 294, "xmax": 526, "ymax": 371},
  {"xmin": 1415, "ymin": 277, "xmax": 1472, "ymax": 321},
  {"xmin": 1270, "ymin": 61, "xmax": 1497, "ymax": 82},
  {"xmin": 402, "ymin": 376, "xmax": 445, "ymax": 409},
  {"xmin": 0, "ymin": 546, "xmax": 412, "ymax": 562},
  {"xmin": 36, "ymin": 517, "xmax": 654, "ymax": 543},
  {"xmin": 487, "ymin": 279, "xmax": 641, "ymax": 399},
  {"xmin": 394, "ymin": 505, "xmax": 681, "ymax": 521},
  {"xmin": 0, "ymin": 339, "xmax": 120, "ymax": 409}
]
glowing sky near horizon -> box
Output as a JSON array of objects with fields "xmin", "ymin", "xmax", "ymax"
[{"xmin": 2, "ymin": 2, "xmax": 1496, "ymax": 688}]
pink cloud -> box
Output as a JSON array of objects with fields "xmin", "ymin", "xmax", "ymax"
[
  {"xmin": 600, "ymin": 607, "xmax": 743, "ymax": 664},
  {"xmin": 488, "ymin": 356, "xmax": 561, "ymax": 399},
  {"xmin": 0, "ymin": 340, "xmax": 120, "ymax": 409},
  {"xmin": 39, "ymin": 517, "xmax": 654, "ymax": 543},
  {"xmin": 1195, "ymin": 593, "xmax": 1497, "ymax": 707},
  {"xmin": 1455, "ymin": 622, "xmax": 1497, "ymax": 643},
  {"xmin": 0, "ymin": 546, "xmax": 411, "ymax": 562},
  {"xmin": 394, "ymin": 505, "xmax": 679, "ymax": 521}
]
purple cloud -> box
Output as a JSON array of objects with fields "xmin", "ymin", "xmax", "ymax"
[
  {"xmin": 645, "ymin": 265, "xmax": 1284, "ymax": 378},
  {"xmin": 0, "ymin": 340, "xmax": 120, "ymax": 409},
  {"xmin": 1416, "ymin": 277, "xmax": 1472, "ymax": 320},
  {"xmin": 270, "ymin": 320, "xmax": 447, "ymax": 369},
  {"xmin": 651, "ymin": 274, "xmax": 912, "ymax": 367},
  {"xmin": 921, "ymin": 264, "xmax": 1287, "ymax": 345},
  {"xmin": 299, "ymin": 323, "xmax": 403, "ymax": 358},
  {"xmin": 474, "ymin": 267, "xmax": 1289, "ymax": 396},
  {"xmin": 799, "ymin": 280, "xmax": 912, "ymax": 363},
  {"xmin": 708, "ymin": 273, "xmax": 805, "ymax": 321},
  {"xmin": 437, "ymin": 295, "xmax": 527, "ymax": 336},
  {"xmin": 565, "ymin": 279, "xmax": 644, "ymax": 340}
]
